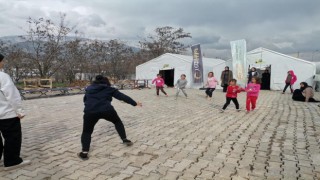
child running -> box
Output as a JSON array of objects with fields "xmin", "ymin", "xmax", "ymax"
[
  {"xmin": 152, "ymin": 74, "xmax": 168, "ymax": 96},
  {"xmin": 205, "ymin": 72, "xmax": 218, "ymax": 100},
  {"xmin": 246, "ymin": 76, "xmax": 261, "ymax": 113},
  {"xmin": 221, "ymin": 79, "xmax": 245, "ymax": 113},
  {"xmin": 78, "ymin": 75, "xmax": 142, "ymax": 160},
  {"xmin": 175, "ymin": 74, "xmax": 188, "ymax": 99}
]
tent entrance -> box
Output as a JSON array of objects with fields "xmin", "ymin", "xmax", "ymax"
[
  {"xmin": 253, "ymin": 65, "xmax": 271, "ymax": 90},
  {"xmin": 159, "ymin": 68, "xmax": 174, "ymax": 87}
]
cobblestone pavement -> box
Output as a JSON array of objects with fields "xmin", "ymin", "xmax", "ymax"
[{"xmin": 1, "ymin": 89, "xmax": 320, "ymax": 180}]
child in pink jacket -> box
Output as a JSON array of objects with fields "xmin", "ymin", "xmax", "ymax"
[
  {"xmin": 246, "ymin": 76, "xmax": 261, "ymax": 113},
  {"xmin": 282, "ymin": 70, "xmax": 297, "ymax": 94},
  {"xmin": 152, "ymin": 74, "xmax": 168, "ymax": 96},
  {"xmin": 205, "ymin": 72, "xmax": 218, "ymax": 100}
]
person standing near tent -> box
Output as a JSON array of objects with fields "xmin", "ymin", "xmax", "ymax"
[
  {"xmin": 282, "ymin": 70, "xmax": 297, "ymax": 94},
  {"xmin": 205, "ymin": 72, "xmax": 218, "ymax": 100},
  {"xmin": 247, "ymin": 67, "xmax": 259, "ymax": 84},
  {"xmin": 175, "ymin": 74, "xmax": 188, "ymax": 99},
  {"xmin": 261, "ymin": 69, "xmax": 270, "ymax": 90},
  {"xmin": 220, "ymin": 66, "xmax": 233, "ymax": 92},
  {"xmin": 152, "ymin": 74, "xmax": 168, "ymax": 97},
  {"xmin": 0, "ymin": 53, "xmax": 31, "ymax": 170},
  {"xmin": 78, "ymin": 75, "xmax": 142, "ymax": 160}
]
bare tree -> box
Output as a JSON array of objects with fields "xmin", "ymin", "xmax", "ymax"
[
  {"xmin": 22, "ymin": 13, "xmax": 74, "ymax": 78},
  {"xmin": 5, "ymin": 45, "xmax": 30, "ymax": 83},
  {"xmin": 58, "ymin": 39, "xmax": 80, "ymax": 83},
  {"xmin": 139, "ymin": 26, "xmax": 192, "ymax": 59},
  {"xmin": 105, "ymin": 39, "xmax": 134, "ymax": 81},
  {"xmin": 81, "ymin": 40, "xmax": 108, "ymax": 81},
  {"xmin": 0, "ymin": 41, "xmax": 31, "ymax": 83}
]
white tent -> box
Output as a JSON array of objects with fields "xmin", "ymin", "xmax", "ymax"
[
  {"xmin": 136, "ymin": 53, "xmax": 226, "ymax": 88},
  {"xmin": 226, "ymin": 47, "xmax": 316, "ymax": 90}
]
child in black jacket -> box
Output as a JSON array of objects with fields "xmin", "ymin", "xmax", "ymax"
[{"xmin": 78, "ymin": 75, "xmax": 142, "ymax": 160}]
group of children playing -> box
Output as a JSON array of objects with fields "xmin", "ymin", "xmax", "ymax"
[{"xmin": 152, "ymin": 73, "xmax": 261, "ymax": 113}]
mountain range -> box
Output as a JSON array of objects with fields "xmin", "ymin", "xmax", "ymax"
[{"xmin": 0, "ymin": 35, "xmax": 140, "ymax": 52}]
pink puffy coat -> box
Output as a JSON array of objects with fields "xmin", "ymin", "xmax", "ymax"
[{"xmin": 285, "ymin": 70, "xmax": 297, "ymax": 85}]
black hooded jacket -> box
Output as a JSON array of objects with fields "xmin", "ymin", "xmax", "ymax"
[{"xmin": 83, "ymin": 84, "xmax": 137, "ymax": 113}]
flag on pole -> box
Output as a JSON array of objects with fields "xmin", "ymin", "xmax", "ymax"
[
  {"xmin": 230, "ymin": 39, "xmax": 247, "ymax": 86},
  {"xmin": 191, "ymin": 44, "xmax": 203, "ymax": 84}
]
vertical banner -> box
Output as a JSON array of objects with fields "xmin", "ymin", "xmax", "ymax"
[
  {"xmin": 191, "ymin": 44, "xmax": 203, "ymax": 84},
  {"xmin": 230, "ymin": 39, "xmax": 247, "ymax": 86}
]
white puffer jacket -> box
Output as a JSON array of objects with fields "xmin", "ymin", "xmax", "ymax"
[{"xmin": 0, "ymin": 71, "xmax": 25, "ymax": 119}]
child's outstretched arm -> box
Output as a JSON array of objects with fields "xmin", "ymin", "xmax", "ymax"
[
  {"xmin": 136, "ymin": 102, "xmax": 143, "ymax": 107},
  {"xmin": 238, "ymin": 87, "xmax": 246, "ymax": 92},
  {"xmin": 112, "ymin": 89, "xmax": 138, "ymax": 106}
]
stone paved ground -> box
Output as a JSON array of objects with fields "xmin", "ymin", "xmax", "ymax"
[{"xmin": 1, "ymin": 88, "xmax": 320, "ymax": 180}]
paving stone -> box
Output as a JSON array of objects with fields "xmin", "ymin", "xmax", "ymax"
[
  {"xmin": 298, "ymin": 160, "xmax": 313, "ymax": 167},
  {"xmin": 162, "ymin": 171, "xmax": 181, "ymax": 180},
  {"xmin": 298, "ymin": 166, "xmax": 314, "ymax": 175},
  {"xmin": 268, "ymin": 155, "xmax": 282, "ymax": 163},
  {"xmin": 254, "ymin": 156, "xmax": 268, "ymax": 164},
  {"xmin": 0, "ymin": 90, "xmax": 319, "ymax": 179},
  {"xmin": 170, "ymin": 159, "xmax": 194, "ymax": 172},
  {"xmin": 231, "ymin": 175, "xmax": 249, "ymax": 180},
  {"xmin": 161, "ymin": 159, "xmax": 179, "ymax": 168},
  {"xmin": 299, "ymin": 173, "xmax": 315, "ymax": 180},
  {"xmin": 120, "ymin": 166, "xmax": 140, "ymax": 175}
]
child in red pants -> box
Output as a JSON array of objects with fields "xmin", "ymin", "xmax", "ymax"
[{"xmin": 246, "ymin": 76, "xmax": 261, "ymax": 113}]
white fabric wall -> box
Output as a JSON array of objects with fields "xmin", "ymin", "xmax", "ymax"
[
  {"xmin": 221, "ymin": 49, "xmax": 316, "ymax": 90},
  {"xmin": 136, "ymin": 53, "xmax": 225, "ymax": 89},
  {"xmin": 247, "ymin": 48, "xmax": 315, "ymax": 90},
  {"xmin": 136, "ymin": 54, "xmax": 193, "ymax": 88}
]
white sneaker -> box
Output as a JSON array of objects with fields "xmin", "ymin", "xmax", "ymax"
[
  {"xmin": 220, "ymin": 109, "xmax": 225, "ymax": 113},
  {"xmin": 4, "ymin": 160, "xmax": 31, "ymax": 170}
]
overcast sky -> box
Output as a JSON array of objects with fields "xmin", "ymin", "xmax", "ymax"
[{"xmin": 0, "ymin": 0, "xmax": 320, "ymax": 60}]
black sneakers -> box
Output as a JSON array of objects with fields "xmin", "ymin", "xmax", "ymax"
[
  {"xmin": 77, "ymin": 152, "xmax": 89, "ymax": 160},
  {"xmin": 78, "ymin": 140, "xmax": 133, "ymax": 160},
  {"xmin": 122, "ymin": 139, "xmax": 133, "ymax": 146}
]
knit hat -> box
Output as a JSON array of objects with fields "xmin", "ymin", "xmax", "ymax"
[{"xmin": 0, "ymin": 53, "xmax": 4, "ymax": 61}]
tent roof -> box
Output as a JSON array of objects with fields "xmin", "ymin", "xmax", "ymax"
[
  {"xmin": 136, "ymin": 53, "xmax": 225, "ymax": 67},
  {"xmin": 247, "ymin": 47, "xmax": 315, "ymax": 65}
]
